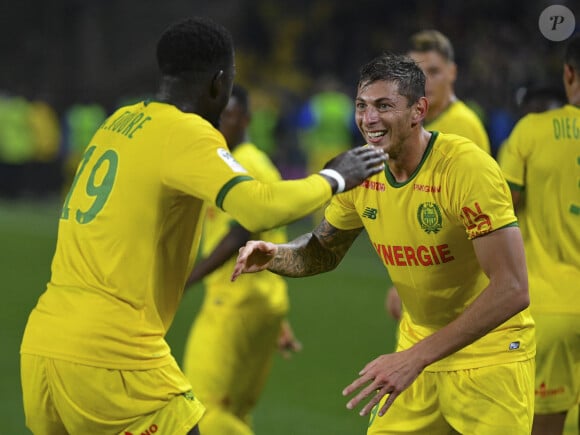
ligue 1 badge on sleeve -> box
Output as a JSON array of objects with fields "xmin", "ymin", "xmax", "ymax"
[{"xmin": 539, "ymin": 5, "xmax": 576, "ymax": 42}]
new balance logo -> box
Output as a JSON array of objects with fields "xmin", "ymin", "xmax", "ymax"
[{"xmin": 362, "ymin": 207, "xmax": 378, "ymax": 220}]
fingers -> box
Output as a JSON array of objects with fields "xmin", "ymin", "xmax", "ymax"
[
  {"xmin": 345, "ymin": 381, "xmax": 380, "ymax": 413},
  {"xmin": 344, "ymin": 383, "xmax": 398, "ymax": 418},
  {"xmin": 230, "ymin": 241, "xmax": 277, "ymax": 281},
  {"xmin": 360, "ymin": 387, "xmax": 393, "ymax": 416},
  {"xmin": 230, "ymin": 244, "xmax": 254, "ymax": 281},
  {"xmin": 279, "ymin": 339, "xmax": 303, "ymax": 359},
  {"xmin": 230, "ymin": 262, "xmax": 243, "ymax": 282},
  {"xmin": 343, "ymin": 377, "xmax": 394, "ymax": 417},
  {"xmin": 342, "ymin": 373, "xmax": 370, "ymax": 398},
  {"xmin": 356, "ymin": 146, "xmax": 387, "ymax": 173},
  {"xmin": 378, "ymin": 390, "xmax": 399, "ymax": 417}
]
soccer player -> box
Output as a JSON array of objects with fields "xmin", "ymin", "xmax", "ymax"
[
  {"xmin": 499, "ymin": 34, "xmax": 580, "ymax": 435},
  {"xmin": 182, "ymin": 84, "xmax": 301, "ymax": 435},
  {"xmin": 408, "ymin": 29, "xmax": 490, "ymax": 153},
  {"xmin": 385, "ymin": 29, "xmax": 492, "ymax": 322},
  {"xmin": 19, "ymin": 17, "xmax": 386, "ymax": 435},
  {"xmin": 232, "ymin": 53, "xmax": 535, "ymax": 434}
]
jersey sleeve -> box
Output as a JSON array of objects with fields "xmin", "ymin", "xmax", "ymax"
[
  {"xmin": 161, "ymin": 120, "xmax": 334, "ymax": 233},
  {"xmin": 498, "ymin": 116, "xmax": 533, "ymax": 190},
  {"xmin": 221, "ymin": 175, "xmax": 332, "ymax": 232},
  {"xmin": 447, "ymin": 148, "xmax": 517, "ymax": 239},
  {"xmin": 160, "ymin": 118, "xmax": 252, "ymax": 202},
  {"xmin": 324, "ymin": 189, "xmax": 364, "ymax": 230}
]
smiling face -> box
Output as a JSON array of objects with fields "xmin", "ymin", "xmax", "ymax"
[{"xmin": 355, "ymin": 79, "xmax": 426, "ymax": 159}]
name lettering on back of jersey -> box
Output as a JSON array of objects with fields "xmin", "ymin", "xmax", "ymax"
[
  {"xmin": 552, "ymin": 116, "xmax": 580, "ymax": 140},
  {"xmin": 361, "ymin": 180, "xmax": 386, "ymax": 191},
  {"xmin": 460, "ymin": 202, "xmax": 492, "ymax": 236},
  {"xmin": 362, "ymin": 207, "xmax": 378, "ymax": 220},
  {"xmin": 217, "ymin": 148, "xmax": 248, "ymax": 173},
  {"xmin": 101, "ymin": 110, "xmax": 152, "ymax": 139},
  {"xmin": 417, "ymin": 202, "xmax": 442, "ymax": 234},
  {"xmin": 373, "ymin": 243, "xmax": 455, "ymax": 267}
]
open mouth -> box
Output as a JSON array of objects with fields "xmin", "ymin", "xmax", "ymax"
[{"xmin": 366, "ymin": 131, "xmax": 386, "ymax": 142}]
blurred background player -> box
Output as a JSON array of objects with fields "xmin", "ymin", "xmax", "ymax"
[
  {"xmin": 182, "ymin": 84, "xmax": 302, "ymax": 435},
  {"xmin": 407, "ymin": 29, "xmax": 490, "ymax": 153},
  {"xmin": 499, "ymin": 34, "xmax": 580, "ymax": 435},
  {"xmin": 297, "ymin": 75, "xmax": 355, "ymax": 223},
  {"xmin": 515, "ymin": 84, "xmax": 567, "ymax": 116},
  {"xmin": 385, "ymin": 29, "xmax": 492, "ymax": 322}
]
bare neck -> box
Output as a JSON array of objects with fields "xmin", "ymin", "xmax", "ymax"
[
  {"xmin": 387, "ymin": 129, "xmax": 433, "ymax": 183},
  {"xmin": 156, "ymin": 77, "xmax": 202, "ymax": 114},
  {"xmin": 425, "ymin": 94, "xmax": 457, "ymax": 123}
]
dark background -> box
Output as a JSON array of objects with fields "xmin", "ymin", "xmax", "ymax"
[
  {"xmin": 1, "ymin": 0, "xmax": 576, "ymax": 199},
  {"xmin": 2, "ymin": 0, "xmax": 573, "ymax": 113}
]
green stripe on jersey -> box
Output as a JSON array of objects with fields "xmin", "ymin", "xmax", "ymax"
[{"xmin": 216, "ymin": 175, "xmax": 254, "ymax": 209}]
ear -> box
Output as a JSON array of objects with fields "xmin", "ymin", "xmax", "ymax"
[
  {"xmin": 242, "ymin": 111, "xmax": 252, "ymax": 129},
  {"xmin": 412, "ymin": 96, "xmax": 429, "ymax": 126},
  {"xmin": 563, "ymin": 63, "xmax": 575, "ymax": 87},
  {"xmin": 449, "ymin": 61, "xmax": 457, "ymax": 84},
  {"xmin": 210, "ymin": 70, "xmax": 225, "ymax": 99}
]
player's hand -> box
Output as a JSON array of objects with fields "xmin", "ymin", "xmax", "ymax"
[
  {"xmin": 324, "ymin": 146, "xmax": 387, "ymax": 191},
  {"xmin": 342, "ymin": 350, "xmax": 424, "ymax": 417},
  {"xmin": 278, "ymin": 320, "xmax": 302, "ymax": 359},
  {"xmin": 385, "ymin": 286, "xmax": 402, "ymax": 321},
  {"xmin": 231, "ymin": 240, "xmax": 278, "ymax": 281}
]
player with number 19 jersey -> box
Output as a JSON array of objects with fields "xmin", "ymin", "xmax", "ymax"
[
  {"xmin": 21, "ymin": 100, "xmax": 335, "ymax": 370},
  {"xmin": 326, "ymin": 131, "xmax": 535, "ymax": 371}
]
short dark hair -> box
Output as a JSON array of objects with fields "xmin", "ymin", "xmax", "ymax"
[
  {"xmin": 230, "ymin": 84, "xmax": 249, "ymax": 114},
  {"xmin": 409, "ymin": 30, "xmax": 454, "ymax": 62},
  {"xmin": 156, "ymin": 17, "xmax": 234, "ymax": 77},
  {"xmin": 358, "ymin": 53, "xmax": 425, "ymax": 106},
  {"xmin": 564, "ymin": 34, "xmax": 580, "ymax": 70}
]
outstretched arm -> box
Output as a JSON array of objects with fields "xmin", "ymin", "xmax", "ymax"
[
  {"xmin": 343, "ymin": 226, "xmax": 529, "ymax": 417},
  {"xmin": 223, "ymin": 146, "xmax": 386, "ymax": 233},
  {"xmin": 231, "ymin": 219, "xmax": 363, "ymax": 280}
]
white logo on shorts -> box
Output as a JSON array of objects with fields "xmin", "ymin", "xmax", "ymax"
[{"xmin": 509, "ymin": 341, "xmax": 520, "ymax": 350}]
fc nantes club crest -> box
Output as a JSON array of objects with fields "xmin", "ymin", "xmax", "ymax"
[{"xmin": 417, "ymin": 202, "xmax": 442, "ymax": 234}]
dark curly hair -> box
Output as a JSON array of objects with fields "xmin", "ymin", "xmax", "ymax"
[{"xmin": 156, "ymin": 17, "xmax": 234, "ymax": 78}]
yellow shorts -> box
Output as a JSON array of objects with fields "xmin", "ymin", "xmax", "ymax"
[
  {"xmin": 21, "ymin": 354, "xmax": 205, "ymax": 435},
  {"xmin": 533, "ymin": 312, "xmax": 580, "ymax": 414},
  {"xmin": 183, "ymin": 301, "xmax": 284, "ymax": 423},
  {"xmin": 367, "ymin": 359, "xmax": 534, "ymax": 435}
]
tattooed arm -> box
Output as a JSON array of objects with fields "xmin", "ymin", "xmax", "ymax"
[{"xmin": 231, "ymin": 219, "xmax": 363, "ymax": 281}]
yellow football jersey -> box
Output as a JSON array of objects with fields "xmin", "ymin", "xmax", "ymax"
[
  {"xmin": 201, "ymin": 142, "xmax": 289, "ymax": 313},
  {"xmin": 500, "ymin": 104, "xmax": 580, "ymax": 314},
  {"xmin": 21, "ymin": 101, "xmax": 332, "ymax": 370},
  {"xmin": 326, "ymin": 132, "xmax": 534, "ymax": 371},
  {"xmin": 425, "ymin": 100, "xmax": 490, "ymax": 154}
]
